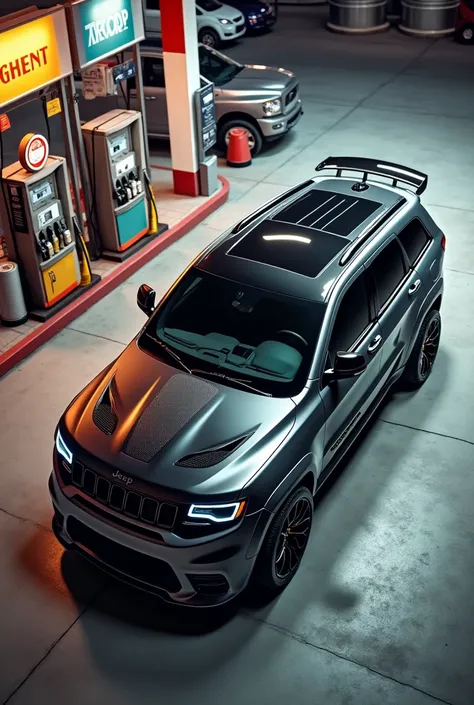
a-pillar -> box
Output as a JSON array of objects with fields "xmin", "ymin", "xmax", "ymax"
[{"xmin": 160, "ymin": 0, "xmax": 201, "ymax": 196}]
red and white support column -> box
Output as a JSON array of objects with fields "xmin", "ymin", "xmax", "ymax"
[{"xmin": 160, "ymin": 0, "xmax": 201, "ymax": 197}]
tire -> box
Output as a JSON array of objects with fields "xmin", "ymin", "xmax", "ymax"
[
  {"xmin": 252, "ymin": 485, "xmax": 313, "ymax": 597},
  {"xmin": 198, "ymin": 27, "xmax": 219, "ymax": 48},
  {"xmin": 400, "ymin": 309, "xmax": 441, "ymax": 390},
  {"xmin": 218, "ymin": 119, "xmax": 263, "ymax": 157}
]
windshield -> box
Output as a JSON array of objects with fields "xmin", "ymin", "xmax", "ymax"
[
  {"xmin": 198, "ymin": 0, "xmax": 223, "ymax": 10},
  {"xmin": 138, "ymin": 268, "xmax": 325, "ymax": 398},
  {"xmin": 198, "ymin": 45, "xmax": 243, "ymax": 86}
]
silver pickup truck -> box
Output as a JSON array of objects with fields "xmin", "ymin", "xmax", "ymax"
[{"xmin": 78, "ymin": 42, "xmax": 302, "ymax": 156}]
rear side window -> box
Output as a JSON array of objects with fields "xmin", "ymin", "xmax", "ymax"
[
  {"xmin": 370, "ymin": 239, "xmax": 407, "ymax": 310},
  {"xmin": 397, "ymin": 219, "xmax": 431, "ymax": 266},
  {"xmin": 328, "ymin": 274, "xmax": 370, "ymax": 359}
]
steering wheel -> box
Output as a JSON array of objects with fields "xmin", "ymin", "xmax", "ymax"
[{"xmin": 276, "ymin": 330, "xmax": 308, "ymax": 347}]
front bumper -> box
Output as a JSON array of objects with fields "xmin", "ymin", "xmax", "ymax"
[
  {"xmin": 221, "ymin": 23, "xmax": 246, "ymax": 41},
  {"xmin": 49, "ymin": 471, "xmax": 271, "ymax": 607},
  {"xmin": 258, "ymin": 99, "xmax": 303, "ymax": 139},
  {"xmin": 247, "ymin": 14, "xmax": 276, "ymax": 29}
]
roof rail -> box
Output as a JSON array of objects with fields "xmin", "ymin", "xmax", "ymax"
[
  {"xmin": 339, "ymin": 200, "xmax": 405, "ymax": 266},
  {"xmin": 232, "ymin": 179, "xmax": 314, "ymax": 234},
  {"xmin": 315, "ymin": 156, "xmax": 428, "ymax": 196}
]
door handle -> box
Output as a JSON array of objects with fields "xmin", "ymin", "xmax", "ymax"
[
  {"xmin": 408, "ymin": 279, "xmax": 421, "ymax": 295},
  {"xmin": 145, "ymin": 96, "xmax": 156, "ymax": 101},
  {"xmin": 367, "ymin": 335, "xmax": 382, "ymax": 354}
]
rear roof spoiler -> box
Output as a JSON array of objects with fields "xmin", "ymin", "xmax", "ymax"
[{"xmin": 315, "ymin": 156, "xmax": 428, "ymax": 196}]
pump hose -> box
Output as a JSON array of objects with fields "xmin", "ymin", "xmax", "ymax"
[
  {"xmin": 73, "ymin": 216, "xmax": 92, "ymax": 287},
  {"xmin": 143, "ymin": 170, "xmax": 159, "ymax": 236}
]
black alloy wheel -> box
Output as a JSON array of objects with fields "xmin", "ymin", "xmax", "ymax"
[
  {"xmin": 274, "ymin": 495, "xmax": 313, "ymax": 579},
  {"xmin": 253, "ymin": 485, "xmax": 313, "ymax": 596},
  {"xmin": 401, "ymin": 309, "xmax": 441, "ymax": 389}
]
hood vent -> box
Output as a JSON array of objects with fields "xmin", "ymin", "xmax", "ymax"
[
  {"xmin": 123, "ymin": 375, "xmax": 219, "ymax": 463},
  {"xmin": 93, "ymin": 380, "xmax": 118, "ymax": 435},
  {"xmin": 175, "ymin": 435, "xmax": 250, "ymax": 469}
]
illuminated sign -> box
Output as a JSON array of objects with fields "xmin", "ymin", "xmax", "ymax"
[
  {"xmin": 0, "ymin": 12, "xmax": 72, "ymax": 109},
  {"xmin": 69, "ymin": 0, "xmax": 145, "ymax": 69}
]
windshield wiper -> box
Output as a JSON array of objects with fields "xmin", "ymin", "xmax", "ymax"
[
  {"xmin": 145, "ymin": 333, "xmax": 192, "ymax": 374},
  {"xmin": 190, "ymin": 369, "xmax": 272, "ymax": 397}
]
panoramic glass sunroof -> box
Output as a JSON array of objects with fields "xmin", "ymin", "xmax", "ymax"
[
  {"xmin": 228, "ymin": 220, "xmax": 349, "ymax": 278},
  {"xmin": 274, "ymin": 189, "xmax": 382, "ymax": 237}
]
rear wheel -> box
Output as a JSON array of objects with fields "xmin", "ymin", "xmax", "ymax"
[
  {"xmin": 218, "ymin": 119, "xmax": 263, "ymax": 156},
  {"xmin": 253, "ymin": 485, "xmax": 313, "ymax": 597},
  {"xmin": 198, "ymin": 27, "xmax": 219, "ymax": 47},
  {"xmin": 401, "ymin": 309, "xmax": 441, "ymax": 389}
]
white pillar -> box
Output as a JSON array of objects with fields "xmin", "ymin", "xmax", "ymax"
[{"xmin": 160, "ymin": 0, "xmax": 201, "ymax": 196}]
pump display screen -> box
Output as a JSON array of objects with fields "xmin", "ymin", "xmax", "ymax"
[
  {"xmin": 109, "ymin": 132, "xmax": 129, "ymax": 158},
  {"xmin": 30, "ymin": 179, "xmax": 54, "ymax": 206},
  {"xmin": 38, "ymin": 201, "xmax": 60, "ymax": 227}
]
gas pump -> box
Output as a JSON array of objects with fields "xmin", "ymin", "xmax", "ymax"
[
  {"xmin": 81, "ymin": 109, "xmax": 149, "ymax": 259},
  {"xmin": 0, "ymin": 155, "xmax": 81, "ymax": 316}
]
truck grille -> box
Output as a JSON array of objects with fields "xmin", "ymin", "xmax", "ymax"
[
  {"xmin": 285, "ymin": 85, "xmax": 298, "ymax": 107},
  {"xmin": 65, "ymin": 461, "xmax": 178, "ymax": 530}
]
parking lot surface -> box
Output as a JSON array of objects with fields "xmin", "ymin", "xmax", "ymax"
[{"xmin": 1, "ymin": 8, "xmax": 474, "ymax": 705}]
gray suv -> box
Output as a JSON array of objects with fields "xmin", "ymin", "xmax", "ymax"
[
  {"xmin": 49, "ymin": 157, "xmax": 444, "ymax": 607},
  {"xmin": 129, "ymin": 41, "xmax": 302, "ymax": 155}
]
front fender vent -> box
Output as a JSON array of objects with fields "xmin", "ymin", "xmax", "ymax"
[
  {"xmin": 175, "ymin": 435, "xmax": 249, "ymax": 468},
  {"xmin": 93, "ymin": 380, "xmax": 118, "ymax": 435}
]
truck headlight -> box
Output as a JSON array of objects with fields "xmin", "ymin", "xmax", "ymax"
[
  {"xmin": 263, "ymin": 98, "xmax": 281, "ymax": 116},
  {"xmin": 56, "ymin": 429, "xmax": 73, "ymax": 465},
  {"xmin": 188, "ymin": 501, "xmax": 246, "ymax": 523}
]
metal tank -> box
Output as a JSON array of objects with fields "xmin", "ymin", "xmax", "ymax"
[
  {"xmin": 328, "ymin": 0, "xmax": 390, "ymax": 33},
  {"xmin": 399, "ymin": 0, "xmax": 460, "ymax": 34}
]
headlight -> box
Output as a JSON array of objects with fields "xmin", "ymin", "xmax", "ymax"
[
  {"xmin": 56, "ymin": 429, "xmax": 73, "ymax": 465},
  {"xmin": 219, "ymin": 18, "xmax": 230, "ymax": 24},
  {"xmin": 188, "ymin": 500, "xmax": 246, "ymax": 523},
  {"xmin": 263, "ymin": 98, "xmax": 281, "ymax": 116}
]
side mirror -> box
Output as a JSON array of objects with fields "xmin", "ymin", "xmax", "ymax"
[
  {"xmin": 333, "ymin": 351, "xmax": 366, "ymax": 379},
  {"xmin": 137, "ymin": 284, "xmax": 156, "ymax": 317},
  {"xmin": 325, "ymin": 352, "xmax": 367, "ymax": 383}
]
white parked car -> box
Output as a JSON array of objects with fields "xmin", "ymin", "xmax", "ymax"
[{"xmin": 145, "ymin": 0, "xmax": 246, "ymax": 48}]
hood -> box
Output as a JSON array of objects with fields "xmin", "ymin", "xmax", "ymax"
[
  {"xmin": 221, "ymin": 65, "xmax": 295, "ymax": 95},
  {"xmin": 209, "ymin": 3, "xmax": 244, "ymax": 20},
  {"xmin": 231, "ymin": 2, "xmax": 272, "ymax": 15},
  {"xmin": 63, "ymin": 341, "xmax": 296, "ymax": 498}
]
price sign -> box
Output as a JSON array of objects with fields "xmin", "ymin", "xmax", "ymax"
[{"xmin": 196, "ymin": 82, "xmax": 217, "ymax": 154}]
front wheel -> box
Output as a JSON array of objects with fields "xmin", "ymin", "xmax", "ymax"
[
  {"xmin": 401, "ymin": 309, "xmax": 441, "ymax": 390},
  {"xmin": 252, "ymin": 485, "xmax": 313, "ymax": 597},
  {"xmin": 198, "ymin": 27, "xmax": 219, "ymax": 48},
  {"xmin": 218, "ymin": 119, "xmax": 263, "ymax": 157}
]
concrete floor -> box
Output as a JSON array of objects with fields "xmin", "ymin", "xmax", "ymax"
[{"xmin": 1, "ymin": 7, "xmax": 474, "ymax": 705}]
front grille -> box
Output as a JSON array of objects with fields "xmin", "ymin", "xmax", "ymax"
[
  {"xmin": 285, "ymin": 85, "xmax": 298, "ymax": 107},
  {"xmin": 66, "ymin": 461, "xmax": 178, "ymax": 530},
  {"xmin": 67, "ymin": 516, "xmax": 182, "ymax": 594}
]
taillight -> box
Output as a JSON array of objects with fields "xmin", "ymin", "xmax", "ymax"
[{"xmin": 441, "ymin": 234, "xmax": 446, "ymax": 250}]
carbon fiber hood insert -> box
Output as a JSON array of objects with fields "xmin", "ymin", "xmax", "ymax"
[{"xmin": 122, "ymin": 374, "xmax": 218, "ymax": 463}]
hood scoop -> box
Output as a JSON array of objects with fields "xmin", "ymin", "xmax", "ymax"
[
  {"xmin": 93, "ymin": 377, "xmax": 118, "ymax": 435},
  {"xmin": 123, "ymin": 374, "xmax": 219, "ymax": 463},
  {"xmin": 175, "ymin": 434, "xmax": 251, "ymax": 469}
]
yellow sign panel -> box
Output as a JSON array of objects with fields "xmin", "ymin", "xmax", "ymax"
[
  {"xmin": 46, "ymin": 97, "xmax": 62, "ymax": 118},
  {"xmin": 0, "ymin": 15, "xmax": 62, "ymax": 107}
]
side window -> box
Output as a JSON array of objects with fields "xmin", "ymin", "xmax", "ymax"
[
  {"xmin": 397, "ymin": 219, "xmax": 431, "ymax": 267},
  {"xmin": 142, "ymin": 57, "xmax": 166, "ymax": 88},
  {"xmin": 327, "ymin": 274, "xmax": 371, "ymax": 364},
  {"xmin": 370, "ymin": 239, "xmax": 407, "ymax": 311}
]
